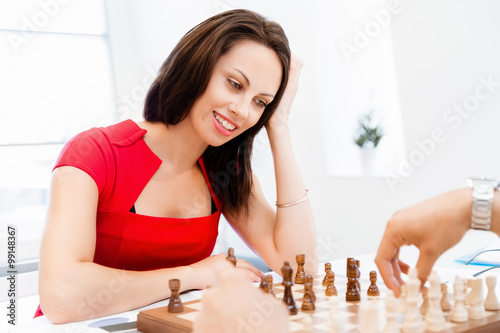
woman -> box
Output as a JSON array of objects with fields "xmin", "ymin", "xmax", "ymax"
[{"xmin": 38, "ymin": 9, "xmax": 317, "ymax": 323}]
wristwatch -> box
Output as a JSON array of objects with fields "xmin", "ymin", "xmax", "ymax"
[{"xmin": 466, "ymin": 177, "xmax": 500, "ymax": 230}]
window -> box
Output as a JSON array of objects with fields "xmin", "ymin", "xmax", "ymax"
[
  {"xmin": 0, "ymin": 0, "xmax": 114, "ymax": 265},
  {"xmin": 309, "ymin": 0, "xmax": 406, "ymax": 177}
]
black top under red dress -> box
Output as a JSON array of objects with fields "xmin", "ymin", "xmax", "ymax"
[{"xmin": 35, "ymin": 120, "xmax": 222, "ymax": 317}]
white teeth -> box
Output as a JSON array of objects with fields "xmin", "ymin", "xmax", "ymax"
[{"xmin": 214, "ymin": 113, "xmax": 236, "ymax": 131}]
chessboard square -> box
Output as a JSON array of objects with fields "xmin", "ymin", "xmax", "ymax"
[
  {"xmin": 292, "ymin": 284, "xmax": 305, "ymax": 292},
  {"xmin": 176, "ymin": 311, "xmax": 199, "ymax": 322},
  {"xmin": 185, "ymin": 302, "xmax": 203, "ymax": 311},
  {"xmin": 313, "ymin": 309, "xmax": 355, "ymax": 320},
  {"xmin": 313, "ymin": 321, "xmax": 358, "ymax": 332}
]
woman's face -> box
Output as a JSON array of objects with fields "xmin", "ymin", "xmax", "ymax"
[{"xmin": 187, "ymin": 40, "xmax": 282, "ymax": 147}]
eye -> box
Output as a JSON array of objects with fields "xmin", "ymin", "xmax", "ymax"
[
  {"xmin": 254, "ymin": 99, "xmax": 267, "ymax": 109},
  {"xmin": 227, "ymin": 78, "xmax": 242, "ymax": 90}
]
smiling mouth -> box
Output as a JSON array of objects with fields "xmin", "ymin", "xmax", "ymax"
[{"xmin": 213, "ymin": 112, "xmax": 236, "ymax": 131}]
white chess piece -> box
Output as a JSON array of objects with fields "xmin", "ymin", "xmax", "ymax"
[
  {"xmin": 359, "ymin": 301, "xmax": 380, "ymax": 333},
  {"xmin": 450, "ymin": 276, "xmax": 468, "ymax": 322},
  {"xmin": 467, "ymin": 278, "xmax": 486, "ymax": 319},
  {"xmin": 484, "ymin": 275, "xmax": 500, "ymax": 311},
  {"xmin": 402, "ymin": 268, "xmax": 425, "ymax": 333},
  {"xmin": 383, "ymin": 290, "xmax": 400, "ymax": 333},
  {"xmin": 425, "ymin": 270, "xmax": 446, "ymax": 331}
]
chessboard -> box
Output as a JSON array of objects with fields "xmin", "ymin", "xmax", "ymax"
[{"xmin": 136, "ymin": 272, "xmax": 500, "ymax": 333}]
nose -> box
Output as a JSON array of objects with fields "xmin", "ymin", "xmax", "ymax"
[{"xmin": 228, "ymin": 99, "xmax": 249, "ymax": 120}]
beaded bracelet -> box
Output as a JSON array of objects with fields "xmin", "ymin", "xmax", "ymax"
[{"xmin": 275, "ymin": 189, "xmax": 310, "ymax": 208}]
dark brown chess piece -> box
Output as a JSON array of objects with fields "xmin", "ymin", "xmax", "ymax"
[
  {"xmin": 345, "ymin": 258, "xmax": 360, "ymax": 302},
  {"xmin": 367, "ymin": 271, "xmax": 380, "ymax": 297},
  {"xmin": 302, "ymin": 279, "xmax": 315, "ymax": 311},
  {"xmin": 259, "ymin": 276, "xmax": 270, "ymax": 292},
  {"xmin": 266, "ymin": 275, "xmax": 276, "ymax": 297},
  {"xmin": 282, "ymin": 261, "xmax": 298, "ymax": 315},
  {"xmin": 168, "ymin": 279, "xmax": 184, "ymax": 313},
  {"xmin": 322, "ymin": 262, "xmax": 332, "ymax": 286},
  {"xmin": 295, "ymin": 254, "xmax": 306, "ymax": 284},
  {"xmin": 325, "ymin": 270, "xmax": 337, "ymax": 296},
  {"xmin": 306, "ymin": 275, "xmax": 316, "ymax": 301},
  {"xmin": 226, "ymin": 247, "xmax": 237, "ymax": 266}
]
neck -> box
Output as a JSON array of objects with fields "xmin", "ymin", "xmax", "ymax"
[{"xmin": 138, "ymin": 120, "xmax": 208, "ymax": 171}]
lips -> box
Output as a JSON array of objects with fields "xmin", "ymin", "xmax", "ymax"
[{"xmin": 212, "ymin": 111, "xmax": 238, "ymax": 137}]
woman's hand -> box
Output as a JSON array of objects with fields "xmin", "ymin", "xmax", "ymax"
[
  {"xmin": 266, "ymin": 53, "xmax": 302, "ymax": 134},
  {"xmin": 188, "ymin": 253, "xmax": 265, "ymax": 289}
]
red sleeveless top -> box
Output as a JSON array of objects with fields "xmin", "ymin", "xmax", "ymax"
[{"xmin": 35, "ymin": 120, "xmax": 221, "ymax": 317}]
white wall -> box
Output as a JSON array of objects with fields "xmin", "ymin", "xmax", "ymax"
[{"xmin": 105, "ymin": 0, "xmax": 500, "ymax": 263}]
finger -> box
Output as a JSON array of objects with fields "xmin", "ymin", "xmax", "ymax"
[
  {"xmin": 375, "ymin": 233, "xmax": 406, "ymax": 297},
  {"xmin": 415, "ymin": 247, "xmax": 440, "ymax": 287},
  {"xmin": 235, "ymin": 258, "xmax": 265, "ymax": 278},
  {"xmin": 398, "ymin": 260, "xmax": 410, "ymax": 275}
]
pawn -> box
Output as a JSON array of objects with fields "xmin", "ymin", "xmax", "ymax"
[
  {"xmin": 168, "ymin": 279, "xmax": 184, "ymax": 313},
  {"xmin": 484, "ymin": 275, "xmax": 500, "ymax": 311},
  {"xmin": 323, "ymin": 262, "xmax": 332, "ymax": 286},
  {"xmin": 383, "ymin": 290, "xmax": 400, "ymax": 333},
  {"xmin": 325, "ymin": 270, "xmax": 337, "ymax": 296},
  {"xmin": 295, "ymin": 254, "xmax": 306, "ymax": 284},
  {"xmin": 306, "ymin": 275, "xmax": 316, "ymax": 301},
  {"xmin": 450, "ymin": 276, "xmax": 468, "ymax": 323},
  {"xmin": 420, "ymin": 286, "xmax": 429, "ymax": 315},
  {"xmin": 302, "ymin": 281, "xmax": 315, "ymax": 311},
  {"xmin": 266, "ymin": 275, "xmax": 276, "ymax": 297},
  {"xmin": 440, "ymin": 283, "xmax": 451, "ymax": 312},
  {"xmin": 367, "ymin": 271, "xmax": 380, "ymax": 297},
  {"xmin": 259, "ymin": 276, "xmax": 270, "ymax": 292},
  {"xmin": 226, "ymin": 247, "xmax": 237, "ymax": 266}
]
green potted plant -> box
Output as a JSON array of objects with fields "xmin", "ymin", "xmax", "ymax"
[
  {"xmin": 353, "ymin": 111, "xmax": 383, "ymax": 149},
  {"xmin": 353, "ymin": 111, "xmax": 384, "ymax": 174}
]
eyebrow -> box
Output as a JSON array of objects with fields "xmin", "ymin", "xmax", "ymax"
[{"xmin": 232, "ymin": 67, "xmax": 275, "ymax": 98}]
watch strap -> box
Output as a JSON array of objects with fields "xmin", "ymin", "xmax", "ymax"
[{"xmin": 471, "ymin": 183, "xmax": 495, "ymax": 230}]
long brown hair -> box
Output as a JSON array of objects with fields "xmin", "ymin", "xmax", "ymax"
[{"xmin": 144, "ymin": 9, "xmax": 290, "ymax": 216}]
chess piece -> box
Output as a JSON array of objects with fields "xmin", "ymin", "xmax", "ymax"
[
  {"xmin": 302, "ymin": 279, "xmax": 315, "ymax": 311},
  {"xmin": 325, "ymin": 270, "xmax": 337, "ymax": 296},
  {"xmin": 419, "ymin": 287, "xmax": 429, "ymax": 315},
  {"xmin": 397, "ymin": 284, "xmax": 407, "ymax": 315},
  {"xmin": 467, "ymin": 278, "xmax": 486, "ymax": 319},
  {"xmin": 306, "ymin": 275, "xmax": 316, "ymax": 301},
  {"xmin": 266, "ymin": 275, "xmax": 276, "ymax": 297},
  {"xmin": 450, "ymin": 276, "xmax": 468, "ymax": 322},
  {"xmin": 440, "ymin": 283, "xmax": 451, "ymax": 312},
  {"xmin": 323, "ymin": 262, "xmax": 332, "ymax": 286},
  {"xmin": 424, "ymin": 270, "xmax": 446, "ymax": 331},
  {"xmin": 281, "ymin": 261, "xmax": 298, "ymax": 315},
  {"xmin": 259, "ymin": 276, "xmax": 270, "ymax": 292},
  {"xmin": 295, "ymin": 254, "xmax": 306, "ymax": 284},
  {"xmin": 402, "ymin": 268, "xmax": 425, "ymax": 333},
  {"xmin": 168, "ymin": 279, "xmax": 184, "ymax": 313},
  {"xmin": 226, "ymin": 247, "xmax": 237, "ymax": 266},
  {"xmin": 383, "ymin": 290, "xmax": 400, "ymax": 333},
  {"xmin": 484, "ymin": 275, "xmax": 500, "ymax": 311},
  {"xmin": 367, "ymin": 270, "xmax": 380, "ymax": 297},
  {"xmin": 346, "ymin": 258, "xmax": 360, "ymax": 302}
]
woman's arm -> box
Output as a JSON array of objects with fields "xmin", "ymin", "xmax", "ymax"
[
  {"xmin": 225, "ymin": 56, "xmax": 318, "ymax": 276},
  {"xmin": 39, "ymin": 166, "xmax": 260, "ymax": 323}
]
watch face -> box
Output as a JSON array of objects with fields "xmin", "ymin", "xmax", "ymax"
[{"xmin": 467, "ymin": 177, "xmax": 500, "ymax": 189}]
